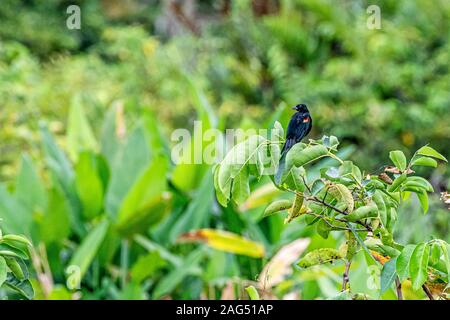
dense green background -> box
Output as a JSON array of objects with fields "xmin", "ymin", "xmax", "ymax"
[{"xmin": 0, "ymin": 0, "xmax": 448, "ymax": 300}]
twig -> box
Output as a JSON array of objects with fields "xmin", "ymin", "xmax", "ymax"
[
  {"xmin": 395, "ymin": 276, "xmax": 403, "ymax": 300},
  {"xmin": 341, "ymin": 260, "xmax": 352, "ymax": 291},
  {"xmin": 422, "ymin": 284, "xmax": 434, "ymax": 300},
  {"xmin": 308, "ymin": 196, "xmax": 373, "ymax": 232}
]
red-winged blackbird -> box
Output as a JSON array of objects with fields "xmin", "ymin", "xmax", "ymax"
[{"xmin": 275, "ymin": 104, "xmax": 312, "ymax": 184}]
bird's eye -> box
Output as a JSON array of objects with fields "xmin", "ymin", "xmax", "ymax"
[{"xmin": 303, "ymin": 117, "xmax": 310, "ymax": 123}]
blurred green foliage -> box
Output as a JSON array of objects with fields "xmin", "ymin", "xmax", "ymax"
[{"xmin": 0, "ymin": 0, "xmax": 449, "ymax": 300}]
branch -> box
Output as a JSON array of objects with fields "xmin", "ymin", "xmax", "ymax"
[
  {"xmin": 341, "ymin": 260, "xmax": 352, "ymax": 291},
  {"xmin": 395, "ymin": 276, "xmax": 403, "ymax": 300},
  {"xmin": 308, "ymin": 196, "xmax": 373, "ymax": 232},
  {"xmin": 422, "ymin": 284, "xmax": 434, "ymax": 300}
]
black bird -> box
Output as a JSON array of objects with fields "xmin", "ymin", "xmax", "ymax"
[{"xmin": 275, "ymin": 104, "xmax": 312, "ymax": 184}]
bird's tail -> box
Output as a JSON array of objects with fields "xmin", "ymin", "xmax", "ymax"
[{"xmin": 275, "ymin": 151, "xmax": 287, "ymax": 186}]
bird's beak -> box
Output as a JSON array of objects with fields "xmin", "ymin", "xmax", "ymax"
[{"xmin": 291, "ymin": 106, "xmax": 297, "ymax": 110}]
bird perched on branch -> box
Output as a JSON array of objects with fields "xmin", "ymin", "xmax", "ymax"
[{"xmin": 275, "ymin": 104, "xmax": 312, "ymax": 184}]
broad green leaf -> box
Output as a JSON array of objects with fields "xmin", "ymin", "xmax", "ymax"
[
  {"xmin": 405, "ymin": 176, "xmax": 434, "ymax": 192},
  {"xmin": 0, "ymin": 185, "xmax": 32, "ymax": 235},
  {"xmin": 388, "ymin": 173, "xmax": 407, "ymax": 192},
  {"xmin": 416, "ymin": 146, "xmax": 447, "ymax": 162},
  {"xmin": 105, "ymin": 126, "xmax": 151, "ymax": 218},
  {"xmin": 231, "ymin": 166, "xmax": 250, "ymax": 205},
  {"xmin": 297, "ymin": 248, "xmax": 343, "ymax": 268},
  {"xmin": 411, "ymin": 156, "xmax": 437, "ymax": 168},
  {"xmin": 409, "ymin": 243, "xmax": 430, "ymax": 290},
  {"xmin": 39, "ymin": 186, "xmax": 71, "ymax": 244},
  {"xmin": 263, "ymin": 199, "xmax": 293, "ymax": 217},
  {"xmin": 389, "ymin": 151, "xmax": 407, "ymax": 171},
  {"xmin": 396, "ymin": 244, "xmax": 416, "ymax": 281},
  {"xmin": 416, "ymin": 192, "xmax": 429, "ymax": 214},
  {"xmin": 67, "ymin": 96, "xmax": 98, "ymax": 162},
  {"xmin": 246, "ymin": 286, "xmax": 260, "ymax": 300},
  {"xmin": 216, "ymin": 135, "xmax": 267, "ymax": 206},
  {"xmin": 68, "ymin": 219, "xmax": 109, "ymax": 280},
  {"xmin": 15, "ymin": 155, "xmax": 47, "ymax": 212},
  {"xmin": 288, "ymin": 144, "xmax": 329, "ymax": 168},
  {"xmin": 75, "ymin": 152, "xmax": 104, "ymax": 220},
  {"xmin": 116, "ymin": 156, "xmax": 170, "ymax": 235},
  {"xmin": 4, "ymin": 275, "xmax": 34, "ymax": 300},
  {"xmin": 179, "ymin": 229, "xmax": 265, "ymax": 258},
  {"xmin": 285, "ymin": 193, "xmax": 305, "ymax": 223},
  {"xmin": 429, "ymin": 243, "xmax": 441, "ymax": 265},
  {"xmin": 0, "ymin": 256, "xmax": 6, "ymax": 287},
  {"xmin": 380, "ymin": 258, "xmax": 397, "ymax": 294}
]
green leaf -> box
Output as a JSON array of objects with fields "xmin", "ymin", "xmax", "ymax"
[
  {"xmin": 416, "ymin": 146, "xmax": 447, "ymax": 162},
  {"xmin": 115, "ymin": 156, "xmax": 170, "ymax": 235},
  {"xmin": 39, "ymin": 186, "xmax": 71, "ymax": 244},
  {"xmin": 343, "ymin": 205, "xmax": 377, "ymax": 222},
  {"xmin": 68, "ymin": 219, "xmax": 109, "ymax": 280},
  {"xmin": 75, "ymin": 152, "xmax": 104, "ymax": 220},
  {"xmin": 0, "ymin": 185, "xmax": 32, "ymax": 235},
  {"xmin": 389, "ymin": 151, "xmax": 407, "ymax": 171},
  {"xmin": 405, "ymin": 176, "xmax": 434, "ymax": 192},
  {"xmin": 4, "ymin": 257, "xmax": 26, "ymax": 280},
  {"xmin": 388, "ymin": 173, "xmax": 407, "ymax": 192},
  {"xmin": 297, "ymin": 248, "xmax": 343, "ymax": 268},
  {"xmin": 429, "ymin": 243, "xmax": 441, "ymax": 265},
  {"xmin": 380, "ymin": 258, "xmax": 397, "ymax": 294},
  {"xmin": 409, "ymin": 243, "xmax": 430, "ymax": 290},
  {"xmin": 411, "ymin": 156, "xmax": 437, "ymax": 168},
  {"xmin": 288, "ymin": 144, "xmax": 329, "ymax": 168},
  {"xmin": 105, "ymin": 126, "xmax": 151, "ymax": 218},
  {"xmin": 437, "ymin": 241, "xmax": 450, "ymax": 283},
  {"xmin": 0, "ymin": 234, "xmax": 32, "ymax": 247},
  {"xmin": 373, "ymin": 190, "xmax": 387, "ymax": 226},
  {"xmin": 263, "ymin": 199, "xmax": 293, "ymax": 217},
  {"xmin": 179, "ymin": 229, "xmax": 265, "ymax": 258},
  {"xmin": 245, "ymin": 286, "xmax": 260, "ymax": 300},
  {"xmin": 15, "ymin": 155, "xmax": 47, "ymax": 212},
  {"xmin": 216, "ymin": 135, "xmax": 267, "ymax": 206},
  {"xmin": 327, "ymin": 183, "xmax": 354, "ymax": 212},
  {"xmin": 0, "ymin": 256, "xmax": 7, "ymax": 287},
  {"xmin": 316, "ymin": 219, "xmax": 331, "ymax": 239},
  {"xmin": 4, "ymin": 275, "xmax": 34, "ymax": 300},
  {"xmin": 67, "ymin": 95, "xmax": 98, "ymax": 162},
  {"xmin": 396, "ymin": 244, "xmax": 415, "ymax": 281},
  {"xmin": 130, "ymin": 251, "xmax": 166, "ymax": 284},
  {"xmin": 416, "ymin": 192, "xmax": 429, "ymax": 214}
]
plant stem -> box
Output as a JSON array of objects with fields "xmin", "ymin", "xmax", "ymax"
[
  {"xmin": 120, "ymin": 239, "xmax": 129, "ymax": 290},
  {"xmin": 422, "ymin": 284, "xmax": 434, "ymax": 300},
  {"xmin": 341, "ymin": 260, "xmax": 352, "ymax": 291},
  {"xmin": 395, "ymin": 276, "xmax": 403, "ymax": 300}
]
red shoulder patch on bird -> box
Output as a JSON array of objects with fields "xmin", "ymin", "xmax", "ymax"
[{"xmin": 303, "ymin": 117, "xmax": 310, "ymax": 123}]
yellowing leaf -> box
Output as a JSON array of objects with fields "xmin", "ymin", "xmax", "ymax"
[{"xmin": 179, "ymin": 229, "xmax": 265, "ymax": 258}]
